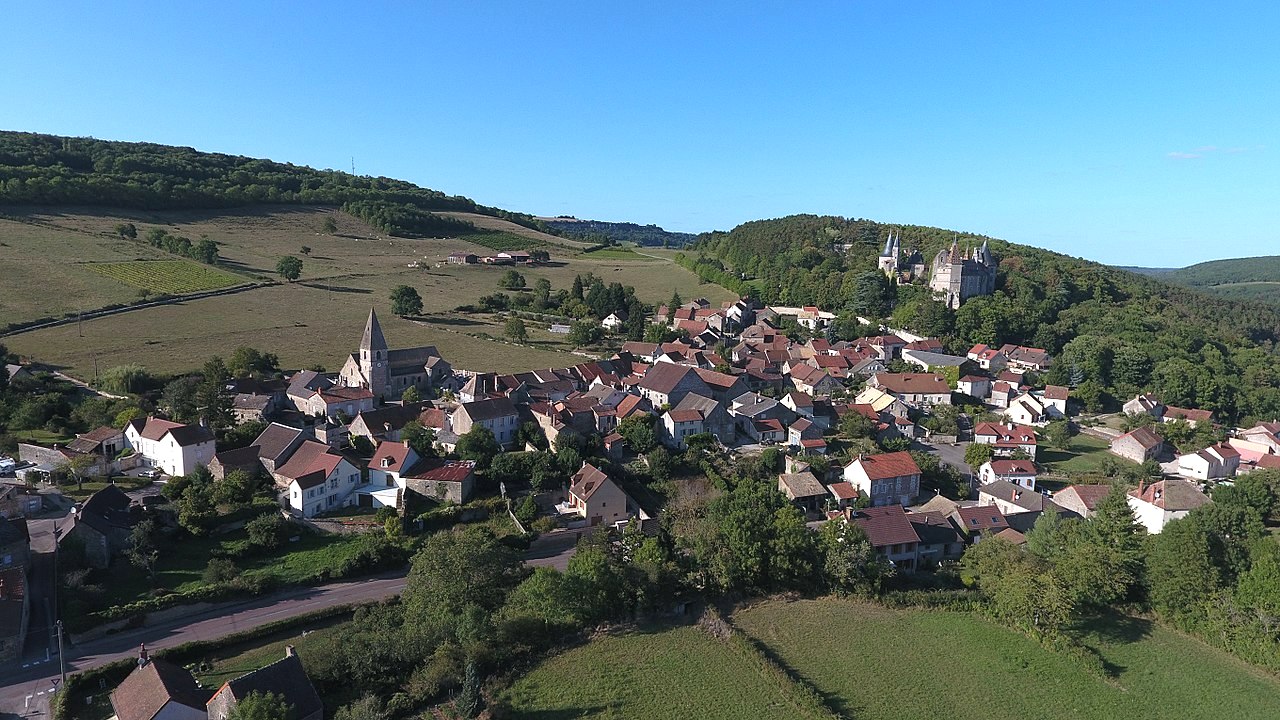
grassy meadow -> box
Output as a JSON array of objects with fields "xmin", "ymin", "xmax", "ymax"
[
  {"xmin": 2, "ymin": 206, "xmax": 732, "ymax": 377},
  {"xmin": 504, "ymin": 598, "xmax": 1280, "ymax": 720}
]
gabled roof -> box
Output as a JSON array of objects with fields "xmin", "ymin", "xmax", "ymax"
[
  {"xmin": 979, "ymin": 480, "xmax": 1054, "ymax": 513},
  {"xmin": 779, "ymin": 471, "xmax": 825, "ymax": 499},
  {"xmin": 638, "ymin": 363, "xmax": 706, "ymax": 395},
  {"xmin": 846, "ymin": 451, "xmax": 920, "ymax": 480},
  {"xmin": 457, "ymin": 396, "xmax": 518, "ymax": 422},
  {"xmin": 570, "ymin": 463, "xmax": 613, "ymax": 500},
  {"xmin": 850, "ymin": 506, "xmax": 920, "ymax": 548},
  {"xmin": 1129, "ymin": 478, "xmax": 1211, "ymax": 512},
  {"xmin": 1054, "ymin": 484, "xmax": 1113, "ymax": 512},
  {"xmin": 909, "ymin": 510, "xmax": 964, "ymax": 545},
  {"xmin": 872, "ymin": 373, "xmax": 951, "ymax": 395},
  {"xmin": 111, "ymin": 660, "xmax": 210, "ymax": 720},
  {"xmin": 275, "ymin": 440, "xmax": 345, "ymax": 481},
  {"xmin": 371, "ymin": 441, "xmax": 416, "ymax": 474},
  {"xmin": 974, "ymin": 422, "xmax": 1038, "ymax": 445},
  {"xmin": 78, "ymin": 484, "xmax": 135, "ymax": 535},
  {"xmin": 133, "ymin": 417, "xmax": 214, "ymax": 446},
  {"xmin": 1042, "ymin": 385, "xmax": 1069, "ymax": 401},
  {"xmin": 222, "ymin": 652, "xmax": 322, "ymax": 720},
  {"xmin": 1116, "ymin": 426, "xmax": 1162, "ymax": 450},
  {"xmin": 954, "ymin": 505, "xmax": 1010, "ymax": 534},
  {"xmin": 987, "ymin": 459, "xmax": 1037, "ymax": 476},
  {"xmin": 827, "ymin": 481, "xmax": 858, "ymax": 500},
  {"xmin": 1164, "ymin": 405, "xmax": 1214, "ymax": 423},
  {"xmin": 252, "ymin": 422, "xmax": 307, "ymax": 463}
]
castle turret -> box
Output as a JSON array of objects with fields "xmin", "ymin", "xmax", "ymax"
[{"xmin": 878, "ymin": 230, "xmax": 900, "ymax": 278}]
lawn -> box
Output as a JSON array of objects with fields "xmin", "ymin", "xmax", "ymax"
[
  {"xmin": 501, "ymin": 624, "xmax": 813, "ymax": 720},
  {"xmin": 86, "ymin": 259, "xmax": 246, "ymax": 294},
  {"xmin": 6, "ymin": 206, "xmax": 731, "ymax": 377},
  {"xmin": 732, "ymin": 598, "xmax": 1280, "ymax": 720},
  {"xmin": 190, "ymin": 616, "xmax": 350, "ymax": 688},
  {"xmin": 60, "ymin": 477, "xmax": 153, "ymax": 501},
  {"xmin": 1037, "ymin": 433, "xmax": 1129, "ymax": 476}
]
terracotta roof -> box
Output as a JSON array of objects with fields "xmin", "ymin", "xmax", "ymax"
[
  {"xmin": 136, "ymin": 417, "xmax": 214, "ymax": 446},
  {"xmin": 1165, "ymin": 405, "xmax": 1214, "ymax": 423},
  {"xmin": 987, "ymin": 460, "xmax": 1037, "ymax": 476},
  {"xmin": 1054, "ymin": 484, "xmax": 1113, "ymax": 511},
  {"xmin": 111, "ymin": 659, "xmax": 210, "ymax": 720},
  {"xmin": 827, "ymin": 481, "xmax": 858, "ymax": 500},
  {"xmin": 993, "ymin": 528, "xmax": 1027, "ymax": 545},
  {"xmin": 404, "ymin": 458, "xmax": 475, "ymax": 483},
  {"xmin": 318, "ymin": 386, "xmax": 374, "ymax": 403},
  {"xmin": 0, "ymin": 566, "xmax": 27, "ymax": 639},
  {"xmin": 872, "ymin": 373, "xmax": 951, "ymax": 395},
  {"xmin": 275, "ymin": 440, "xmax": 345, "ymax": 481},
  {"xmin": 1116, "ymin": 426, "xmax": 1162, "ymax": 450},
  {"xmin": 81, "ymin": 426, "xmax": 123, "ymax": 443},
  {"xmin": 955, "ymin": 505, "xmax": 1010, "ymax": 533},
  {"xmin": 847, "ymin": 451, "xmax": 921, "ymax": 480},
  {"xmin": 1128, "ymin": 479, "xmax": 1210, "ymax": 512},
  {"xmin": 1259, "ymin": 454, "xmax": 1280, "ymax": 470},
  {"xmin": 850, "ymin": 506, "xmax": 921, "ymax": 547},
  {"xmin": 668, "ymin": 409, "xmax": 704, "ymax": 423},
  {"xmin": 1042, "ymin": 385, "xmax": 1069, "ymax": 401},
  {"xmin": 371, "ymin": 441, "xmax": 415, "ymax": 474},
  {"xmin": 974, "ymin": 422, "xmax": 1038, "ymax": 445},
  {"xmin": 800, "ymin": 438, "xmax": 827, "ymax": 449},
  {"xmin": 570, "ymin": 463, "xmax": 613, "ymax": 500}
]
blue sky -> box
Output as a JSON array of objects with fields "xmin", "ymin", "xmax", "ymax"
[{"xmin": 3, "ymin": 2, "xmax": 1276, "ymax": 265}]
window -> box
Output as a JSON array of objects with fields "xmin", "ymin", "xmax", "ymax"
[
  {"xmin": 329, "ymin": 478, "xmax": 339, "ymax": 489},
  {"xmin": 349, "ymin": 474, "xmax": 358, "ymax": 484}
]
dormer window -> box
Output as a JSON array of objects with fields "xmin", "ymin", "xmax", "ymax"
[{"xmin": 381, "ymin": 457, "xmax": 391, "ymax": 468}]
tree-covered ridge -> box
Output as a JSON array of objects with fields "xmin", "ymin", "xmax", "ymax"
[
  {"xmin": 688, "ymin": 214, "xmax": 1280, "ymax": 423},
  {"xmin": 543, "ymin": 217, "xmax": 696, "ymax": 247},
  {"xmin": 0, "ymin": 131, "xmax": 551, "ymax": 236},
  {"xmin": 1156, "ymin": 255, "xmax": 1280, "ymax": 287}
]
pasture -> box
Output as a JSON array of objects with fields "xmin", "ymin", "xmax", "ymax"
[
  {"xmin": 732, "ymin": 597, "xmax": 1280, "ymax": 720},
  {"xmin": 2, "ymin": 206, "xmax": 731, "ymax": 377},
  {"xmin": 501, "ymin": 624, "xmax": 811, "ymax": 720}
]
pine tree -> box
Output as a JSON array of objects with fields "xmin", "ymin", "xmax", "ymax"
[
  {"xmin": 197, "ymin": 356, "xmax": 233, "ymax": 431},
  {"xmin": 457, "ymin": 660, "xmax": 482, "ymax": 718}
]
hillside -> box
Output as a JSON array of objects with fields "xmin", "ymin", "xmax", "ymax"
[
  {"xmin": 1122, "ymin": 256, "xmax": 1280, "ymax": 307},
  {"xmin": 683, "ymin": 214, "xmax": 1280, "ymax": 423},
  {"xmin": 0, "ymin": 131, "xmax": 556, "ymax": 238},
  {"xmin": 540, "ymin": 217, "xmax": 697, "ymax": 247}
]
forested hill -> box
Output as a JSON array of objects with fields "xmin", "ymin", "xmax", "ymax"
[
  {"xmin": 680, "ymin": 214, "xmax": 1280, "ymax": 423},
  {"xmin": 0, "ymin": 131, "xmax": 553, "ymax": 238},
  {"xmin": 541, "ymin": 217, "xmax": 696, "ymax": 247},
  {"xmin": 1134, "ymin": 256, "xmax": 1280, "ymax": 286}
]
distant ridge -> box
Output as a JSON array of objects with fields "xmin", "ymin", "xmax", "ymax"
[
  {"xmin": 1118, "ymin": 255, "xmax": 1280, "ymax": 306},
  {"xmin": 540, "ymin": 216, "xmax": 696, "ymax": 247}
]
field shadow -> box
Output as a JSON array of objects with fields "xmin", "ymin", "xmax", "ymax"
[
  {"xmin": 421, "ymin": 316, "xmax": 485, "ymax": 327},
  {"xmin": 512, "ymin": 707, "xmax": 611, "ymax": 720},
  {"xmin": 1086, "ymin": 613, "xmax": 1153, "ymax": 645},
  {"xmin": 218, "ymin": 259, "xmax": 272, "ymax": 275},
  {"xmin": 298, "ymin": 282, "xmax": 372, "ymax": 294}
]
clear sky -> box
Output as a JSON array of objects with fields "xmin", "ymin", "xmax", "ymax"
[{"xmin": 3, "ymin": 2, "xmax": 1276, "ymax": 265}]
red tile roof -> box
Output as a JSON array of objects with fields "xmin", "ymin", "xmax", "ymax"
[
  {"xmin": 1165, "ymin": 405, "xmax": 1214, "ymax": 423},
  {"xmin": 955, "ymin": 505, "xmax": 1010, "ymax": 533},
  {"xmin": 848, "ymin": 451, "xmax": 921, "ymax": 480},
  {"xmin": 850, "ymin": 506, "xmax": 920, "ymax": 547},
  {"xmin": 1042, "ymin": 385, "xmax": 1069, "ymax": 401},
  {"xmin": 988, "ymin": 459, "xmax": 1037, "ymax": 475},
  {"xmin": 872, "ymin": 373, "xmax": 951, "ymax": 395},
  {"xmin": 827, "ymin": 481, "xmax": 858, "ymax": 500},
  {"xmin": 570, "ymin": 463, "xmax": 613, "ymax": 500},
  {"xmin": 371, "ymin": 441, "xmax": 415, "ymax": 474},
  {"xmin": 405, "ymin": 458, "xmax": 476, "ymax": 483},
  {"xmin": 974, "ymin": 422, "xmax": 1038, "ymax": 445}
]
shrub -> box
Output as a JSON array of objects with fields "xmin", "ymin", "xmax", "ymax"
[{"xmin": 246, "ymin": 512, "xmax": 291, "ymax": 552}]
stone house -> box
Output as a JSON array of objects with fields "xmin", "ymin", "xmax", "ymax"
[
  {"xmin": 842, "ymin": 451, "xmax": 921, "ymax": 507},
  {"xmin": 451, "ymin": 397, "xmax": 520, "ymax": 449},
  {"xmin": 1110, "ymin": 426, "xmax": 1164, "ymax": 464},
  {"xmin": 207, "ymin": 647, "xmax": 322, "ymax": 720},
  {"xmin": 111, "ymin": 653, "xmax": 210, "ymax": 720}
]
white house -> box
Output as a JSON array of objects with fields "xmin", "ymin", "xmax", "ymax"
[
  {"xmin": 978, "ymin": 459, "xmax": 1038, "ymax": 490},
  {"xmin": 973, "ymin": 422, "xmax": 1039, "ymax": 459},
  {"xmin": 124, "ymin": 417, "xmax": 216, "ymax": 477},
  {"xmin": 1127, "ymin": 478, "xmax": 1211, "ymax": 534},
  {"xmin": 451, "ymin": 397, "xmax": 520, "ymax": 448},
  {"xmin": 564, "ymin": 463, "xmax": 634, "ymax": 528},
  {"xmin": 1176, "ymin": 443, "xmax": 1241, "ymax": 481},
  {"xmin": 1003, "ymin": 393, "xmax": 1049, "ymax": 427},
  {"xmin": 273, "ymin": 440, "xmax": 362, "ymax": 518},
  {"xmin": 601, "ymin": 311, "xmax": 628, "ymax": 331}
]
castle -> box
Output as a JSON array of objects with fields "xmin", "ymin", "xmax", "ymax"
[
  {"xmin": 928, "ymin": 238, "xmax": 997, "ymax": 309},
  {"xmin": 876, "ymin": 229, "xmax": 926, "ymax": 282},
  {"xmin": 339, "ymin": 309, "xmax": 452, "ymax": 401}
]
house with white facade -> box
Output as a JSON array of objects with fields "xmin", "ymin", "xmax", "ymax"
[
  {"xmin": 451, "ymin": 397, "xmax": 520, "ymax": 449},
  {"xmin": 973, "ymin": 422, "xmax": 1039, "ymax": 459},
  {"xmin": 977, "ymin": 459, "xmax": 1038, "ymax": 490},
  {"xmin": 1003, "ymin": 393, "xmax": 1049, "ymax": 426},
  {"xmin": 1127, "ymin": 478, "xmax": 1211, "ymax": 534},
  {"xmin": 1177, "ymin": 443, "xmax": 1240, "ymax": 481},
  {"xmin": 124, "ymin": 417, "xmax": 216, "ymax": 477},
  {"xmin": 273, "ymin": 440, "xmax": 362, "ymax": 518},
  {"xmin": 564, "ymin": 463, "xmax": 634, "ymax": 528}
]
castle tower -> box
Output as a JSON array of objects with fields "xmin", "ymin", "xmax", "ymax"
[
  {"xmin": 878, "ymin": 230, "xmax": 900, "ymax": 278},
  {"xmin": 360, "ymin": 307, "xmax": 389, "ymax": 399}
]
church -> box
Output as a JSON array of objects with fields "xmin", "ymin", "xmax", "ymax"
[
  {"xmin": 339, "ymin": 309, "xmax": 452, "ymax": 401},
  {"xmin": 928, "ymin": 238, "xmax": 997, "ymax": 309}
]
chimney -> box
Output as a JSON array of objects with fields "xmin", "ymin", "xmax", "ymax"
[
  {"xmin": 285, "ymin": 645, "xmax": 297, "ymax": 658},
  {"xmin": 138, "ymin": 643, "xmax": 150, "ymax": 667}
]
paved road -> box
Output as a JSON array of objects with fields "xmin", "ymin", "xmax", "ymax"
[{"xmin": 0, "ymin": 540, "xmax": 577, "ymax": 719}]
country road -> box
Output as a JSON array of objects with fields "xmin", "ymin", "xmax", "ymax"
[{"xmin": 0, "ymin": 542, "xmax": 576, "ymax": 718}]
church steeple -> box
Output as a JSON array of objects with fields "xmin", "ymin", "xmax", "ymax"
[{"xmin": 361, "ymin": 308, "xmax": 388, "ymax": 355}]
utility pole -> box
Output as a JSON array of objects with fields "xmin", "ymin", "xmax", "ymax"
[{"xmin": 56, "ymin": 619, "xmax": 66, "ymax": 683}]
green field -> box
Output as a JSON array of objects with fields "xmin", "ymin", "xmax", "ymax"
[
  {"xmin": 1037, "ymin": 433, "xmax": 1128, "ymax": 476},
  {"xmin": 3, "ymin": 206, "xmax": 732, "ymax": 376},
  {"xmin": 581, "ymin": 246, "xmax": 655, "ymax": 260},
  {"xmin": 87, "ymin": 260, "xmax": 245, "ymax": 294},
  {"xmin": 733, "ymin": 598, "xmax": 1280, "ymax": 720},
  {"xmin": 502, "ymin": 624, "xmax": 813, "ymax": 720},
  {"xmin": 507, "ymin": 599, "xmax": 1280, "ymax": 719}
]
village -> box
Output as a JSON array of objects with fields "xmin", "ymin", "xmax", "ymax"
[{"xmin": 0, "ymin": 235, "xmax": 1276, "ymax": 719}]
